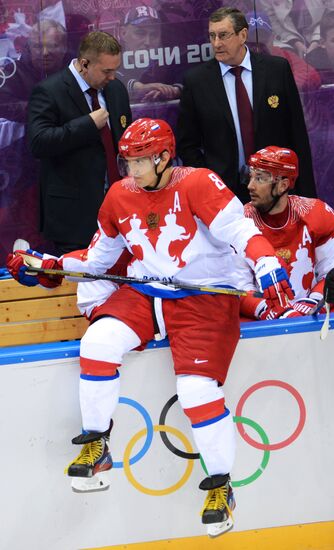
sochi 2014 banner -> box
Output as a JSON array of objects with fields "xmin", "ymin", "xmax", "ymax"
[{"xmin": 0, "ymin": 0, "xmax": 333, "ymax": 264}]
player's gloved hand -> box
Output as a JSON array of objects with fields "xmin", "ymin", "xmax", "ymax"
[
  {"xmin": 257, "ymin": 301, "xmax": 302, "ymax": 321},
  {"xmin": 256, "ymin": 259, "xmax": 294, "ymax": 309},
  {"xmin": 324, "ymin": 268, "xmax": 334, "ymax": 304},
  {"xmin": 292, "ymin": 297, "xmax": 325, "ymax": 315},
  {"xmin": 6, "ymin": 250, "xmax": 63, "ymax": 289}
]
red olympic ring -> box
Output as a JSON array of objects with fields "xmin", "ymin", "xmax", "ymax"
[{"xmin": 235, "ymin": 380, "xmax": 306, "ymax": 451}]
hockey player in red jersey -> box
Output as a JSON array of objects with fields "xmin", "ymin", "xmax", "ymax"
[
  {"xmin": 240, "ymin": 146, "xmax": 334, "ymax": 321},
  {"xmin": 7, "ymin": 119, "xmax": 295, "ymax": 538}
]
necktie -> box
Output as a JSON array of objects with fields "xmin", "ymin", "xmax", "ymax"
[
  {"xmin": 87, "ymin": 87, "xmax": 120, "ymax": 185},
  {"xmin": 229, "ymin": 66, "xmax": 255, "ymax": 164}
]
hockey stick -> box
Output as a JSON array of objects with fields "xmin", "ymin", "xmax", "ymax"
[
  {"xmin": 13, "ymin": 239, "xmax": 330, "ymax": 326},
  {"xmin": 25, "ymin": 265, "xmax": 263, "ymax": 298},
  {"xmin": 310, "ymin": 298, "xmax": 331, "ymax": 340},
  {"xmin": 310, "ymin": 298, "xmax": 325, "ymax": 316},
  {"xmin": 320, "ymin": 303, "xmax": 331, "ymax": 341}
]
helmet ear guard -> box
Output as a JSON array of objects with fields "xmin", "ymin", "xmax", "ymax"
[
  {"xmin": 118, "ymin": 118, "xmax": 176, "ymax": 159},
  {"xmin": 248, "ymin": 146, "xmax": 299, "ymax": 189}
]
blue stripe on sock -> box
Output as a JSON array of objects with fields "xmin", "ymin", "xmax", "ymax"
[
  {"xmin": 192, "ymin": 408, "xmax": 230, "ymax": 428},
  {"xmin": 80, "ymin": 371, "xmax": 120, "ymax": 381}
]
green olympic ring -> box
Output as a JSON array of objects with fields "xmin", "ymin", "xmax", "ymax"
[
  {"xmin": 232, "ymin": 416, "xmax": 270, "ymax": 486},
  {"xmin": 200, "ymin": 415, "xmax": 270, "ymax": 487}
]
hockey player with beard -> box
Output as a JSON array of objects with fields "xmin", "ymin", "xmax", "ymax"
[
  {"xmin": 239, "ymin": 146, "xmax": 334, "ymax": 321},
  {"xmin": 7, "ymin": 118, "xmax": 295, "ymax": 538}
]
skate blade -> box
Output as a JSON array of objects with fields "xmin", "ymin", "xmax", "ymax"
[
  {"xmin": 71, "ymin": 471, "xmax": 110, "ymax": 493},
  {"xmin": 207, "ymin": 517, "xmax": 234, "ymax": 538}
]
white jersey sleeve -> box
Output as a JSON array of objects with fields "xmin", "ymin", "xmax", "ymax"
[{"xmin": 61, "ymin": 226, "xmax": 126, "ymax": 276}]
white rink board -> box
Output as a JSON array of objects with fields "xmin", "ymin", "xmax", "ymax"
[{"xmin": 0, "ymin": 324, "xmax": 333, "ymax": 550}]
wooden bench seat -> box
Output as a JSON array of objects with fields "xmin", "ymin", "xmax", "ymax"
[{"xmin": 0, "ymin": 278, "xmax": 88, "ymax": 347}]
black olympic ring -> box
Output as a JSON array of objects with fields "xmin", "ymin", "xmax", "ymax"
[{"xmin": 159, "ymin": 394, "xmax": 200, "ymax": 459}]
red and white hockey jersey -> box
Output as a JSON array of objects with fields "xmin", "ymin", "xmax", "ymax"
[
  {"xmin": 244, "ymin": 196, "xmax": 334, "ymax": 300},
  {"xmin": 63, "ymin": 167, "xmax": 277, "ymax": 316}
]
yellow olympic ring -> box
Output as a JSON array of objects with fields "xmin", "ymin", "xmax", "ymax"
[{"xmin": 123, "ymin": 424, "xmax": 194, "ymax": 496}]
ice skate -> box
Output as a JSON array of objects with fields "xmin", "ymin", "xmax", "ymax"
[
  {"xmin": 200, "ymin": 474, "xmax": 236, "ymax": 538},
  {"xmin": 65, "ymin": 422, "xmax": 113, "ymax": 493}
]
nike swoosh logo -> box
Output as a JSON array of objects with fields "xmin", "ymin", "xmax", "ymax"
[
  {"xmin": 119, "ymin": 216, "xmax": 130, "ymax": 224},
  {"xmin": 194, "ymin": 359, "xmax": 208, "ymax": 364}
]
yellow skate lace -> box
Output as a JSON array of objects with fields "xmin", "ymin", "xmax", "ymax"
[
  {"xmin": 200, "ymin": 485, "xmax": 234, "ymax": 521},
  {"xmin": 64, "ymin": 440, "xmax": 103, "ymax": 474}
]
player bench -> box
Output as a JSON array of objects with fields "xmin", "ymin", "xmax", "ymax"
[{"xmin": 0, "ymin": 277, "xmax": 88, "ymax": 347}]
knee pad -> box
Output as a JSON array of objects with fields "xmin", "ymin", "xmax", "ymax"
[
  {"xmin": 176, "ymin": 374, "xmax": 227, "ymax": 426},
  {"xmin": 80, "ymin": 316, "xmax": 141, "ymax": 376}
]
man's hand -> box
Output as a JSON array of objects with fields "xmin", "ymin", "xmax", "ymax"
[
  {"xmin": 258, "ymin": 303, "xmax": 302, "ymax": 321},
  {"xmin": 89, "ymin": 108, "xmax": 109, "ymax": 130},
  {"xmin": 133, "ymin": 82, "xmax": 181, "ymax": 102},
  {"xmin": 255, "ymin": 257, "xmax": 294, "ymax": 309},
  {"xmin": 306, "ymin": 41, "xmax": 320, "ymax": 54},
  {"xmin": 6, "ymin": 250, "xmax": 63, "ymax": 288},
  {"xmin": 293, "ymin": 39, "xmax": 307, "ymax": 58},
  {"xmin": 324, "ymin": 268, "xmax": 334, "ymax": 304},
  {"xmin": 292, "ymin": 297, "xmax": 326, "ymax": 315}
]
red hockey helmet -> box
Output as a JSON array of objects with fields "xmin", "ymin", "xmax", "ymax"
[
  {"xmin": 248, "ymin": 146, "xmax": 299, "ymax": 188},
  {"xmin": 118, "ymin": 118, "xmax": 176, "ymax": 159}
]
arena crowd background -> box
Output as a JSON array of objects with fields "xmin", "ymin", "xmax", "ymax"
[{"xmin": 0, "ymin": 0, "xmax": 333, "ymax": 265}]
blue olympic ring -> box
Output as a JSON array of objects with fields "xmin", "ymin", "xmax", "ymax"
[{"xmin": 113, "ymin": 397, "xmax": 154, "ymax": 468}]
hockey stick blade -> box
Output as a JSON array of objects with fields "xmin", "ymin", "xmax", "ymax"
[
  {"xmin": 25, "ymin": 266, "xmax": 263, "ymax": 298},
  {"xmin": 309, "ymin": 298, "xmax": 331, "ymax": 341},
  {"xmin": 320, "ymin": 302, "xmax": 330, "ymax": 341}
]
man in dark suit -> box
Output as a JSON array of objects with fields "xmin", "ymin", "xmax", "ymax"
[
  {"xmin": 176, "ymin": 7, "xmax": 317, "ymax": 203},
  {"xmin": 28, "ymin": 31, "xmax": 132, "ymax": 254}
]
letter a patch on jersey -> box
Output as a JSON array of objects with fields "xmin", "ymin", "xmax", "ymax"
[
  {"xmin": 173, "ymin": 191, "xmax": 181, "ymax": 213},
  {"xmin": 302, "ymin": 225, "xmax": 312, "ymax": 246}
]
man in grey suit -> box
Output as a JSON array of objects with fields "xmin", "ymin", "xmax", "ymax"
[
  {"xmin": 28, "ymin": 31, "xmax": 132, "ymax": 254},
  {"xmin": 176, "ymin": 7, "xmax": 316, "ymax": 203}
]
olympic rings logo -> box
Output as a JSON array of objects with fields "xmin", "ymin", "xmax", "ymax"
[
  {"xmin": 0, "ymin": 58, "xmax": 17, "ymax": 89},
  {"xmin": 114, "ymin": 380, "xmax": 306, "ymax": 496}
]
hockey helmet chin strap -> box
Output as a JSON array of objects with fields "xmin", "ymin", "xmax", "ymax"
[
  {"xmin": 144, "ymin": 153, "xmax": 168, "ymax": 191},
  {"xmin": 259, "ymin": 179, "xmax": 289, "ymax": 214}
]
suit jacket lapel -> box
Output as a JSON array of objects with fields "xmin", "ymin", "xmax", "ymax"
[
  {"xmin": 63, "ymin": 67, "xmax": 91, "ymax": 115},
  {"xmin": 250, "ymin": 53, "xmax": 266, "ymax": 135},
  {"xmin": 103, "ymin": 84, "xmax": 118, "ymax": 131},
  {"xmin": 206, "ymin": 59, "xmax": 235, "ymax": 131}
]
